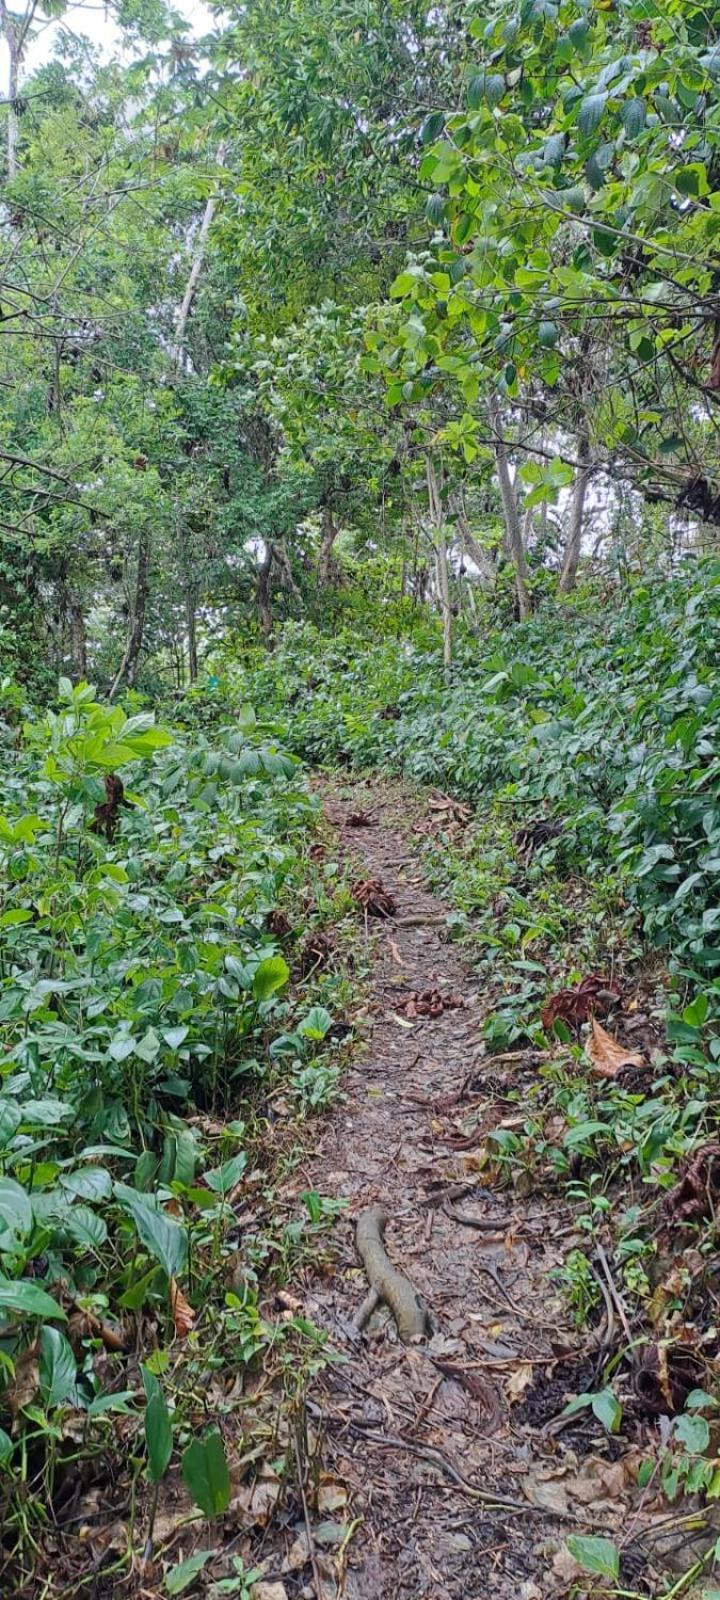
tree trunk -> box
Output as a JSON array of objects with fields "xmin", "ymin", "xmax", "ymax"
[
  {"xmin": 487, "ymin": 393, "xmax": 532, "ymax": 620},
  {"xmin": 558, "ymin": 434, "xmax": 592, "ymax": 594},
  {"xmin": 186, "ymin": 589, "xmax": 198, "ymax": 681},
  {"xmin": 171, "ymin": 142, "xmax": 228, "ymax": 371},
  {"xmin": 109, "ymin": 529, "xmax": 150, "ymax": 698},
  {"xmin": 317, "ymin": 504, "xmax": 338, "ymax": 584},
  {"xmin": 69, "ymin": 602, "xmax": 87, "ymax": 679},
  {"xmin": 426, "ymin": 457, "xmax": 452, "ymax": 669},
  {"xmin": 1, "ymin": 0, "xmax": 38, "ymax": 179},
  {"xmin": 256, "ymin": 543, "xmax": 274, "ymax": 642},
  {"xmin": 6, "ymin": 35, "xmax": 18, "ymax": 178}
]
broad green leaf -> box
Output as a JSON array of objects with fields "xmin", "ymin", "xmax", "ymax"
[
  {"xmin": 181, "ymin": 1430, "xmax": 231, "ymax": 1517},
  {"xmin": 621, "ymin": 97, "xmax": 646, "ymax": 137},
  {"xmin": 591, "ymin": 1388, "xmax": 622, "ymax": 1434},
  {"xmin": 165, "ymin": 1550, "xmax": 216, "ymax": 1595},
  {"xmin": 114, "ymin": 1184, "xmax": 187, "ymax": 1279},
  {"xmin": 0, "ymin": 1177, "xmax": 33, "ymax": 1242},
  {"xmin": 577, "ymin": 93, "xmax": 607, "ymax": 136},
  {"xmin": 0, "ymin": 1102, "xmax": 21, "ymax": 1147},
  {"xmin": 297, "ymin": 1005, "xmax": 333, "ymax": 1040},
  {"xmin": 252, "ymin": 955, "xmax": 290, "ymax": 1002},
  {"xmin": 675, "ymin": 1414, "xmax": 710, "ymax": 1454},
  {"xmin": 204, "ymin": 1153, "xmax": 247, "ymax": 1194},
  {"xmin": 566, "ymin": 1535, "xmax": 619, "ymax": 1580},
  {"xmin": 0, "ymin": 1277, "xmax": 66, "ymax": 1320},
  {"xmin": 59, "ymin": 1168, "xmax": 112, "ymax": 1202},
  {"xmin": 142, "ymin": 1366, "xmax": 173, "ymax": 1483},
  {"xmin": 39, "ymin": 1326, "xmax": 77, "ymax": 1407},
  {"xmin": 0, "ymin": 1428, "xmax": 12, "ymax": 1466}
]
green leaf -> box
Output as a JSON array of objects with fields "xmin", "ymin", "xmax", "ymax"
[
  {"xmin": 252, "ymin": 955, "xmax": 290, "ymax": 1002},
  {"xmin": 578, "ymin": 93, "xmax": 607, "ymax": 136},
  {"xmin": 0, "ymin": 1428, "xmax": 13, "ymax": 1466},
  {"xmin": 591, "ymin": 1388, "xmax": 622, "ymax": 1434},
  {"xmin": 538, "ymin": 320, "xmax": 559, "ymax": 349},
  {"xmin": 39, "ymin": 1326, "xmax": 77, "ymax": 1407},
  {"xmin": 114, "ymin": 1184, "xmax": 187, "ymax": 1279},
  {"xmin": 0, "ymin": 1102, "xmax": 21, "ymax": 1147},
  {"xmin": 204, "ymin": 1153, "xmax": 247, "ymax": 1194},
  {"xmin": 675, "ymin": 1414, "xmax": 710, "ymax": 1454},
  {"xmin": 60, "ymin": 1168, "xmax": 112, "ymax": 1202},
  {"xmin": 165, "ymin": 1550, "xmax": 216, "ymax": 1595},
  {"xmin": 566, "ymin": 1535, "xmax": 619, "ymax": 1580},
  {"xmin": 142, "ymin": 1366, "xmax": 173, "ymax": 1483},
  {"xmin": 181, "ymin": 1430, "xmax": 231, "ymax": 1517},
  {"xmin": 468, "ymin": 71, "xmax": 504, "ymax": 109},
  {"xmin": 0, "ymin": 1277, "xmax": 67, "ymax": 1320},
  {"xmin": 0, "ymin": 1177, "xmax": 33, "ymax": 1243},
  {"xmin": 297, "ymin": 1005, "xmax": 333, "ymax": 1040},
  {"xmin": 63, "ymin": 1203, "xmax": 108, "ymax": 1249},
  {"xmin": 621, "ymin": 97, "xmax": 646, "ymax": 137}
]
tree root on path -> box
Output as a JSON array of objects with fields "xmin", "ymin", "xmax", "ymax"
[{"xmin": 356, "ymin": 1205, "xmax": 429, "ymax": 1342}]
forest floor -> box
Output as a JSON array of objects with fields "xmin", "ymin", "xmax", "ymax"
[{"xmin": 268, "ymin": 777, "xmax": 695, "ymax": 1600}]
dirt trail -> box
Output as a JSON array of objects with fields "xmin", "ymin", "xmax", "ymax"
[{"xmin": 289, "ymin": 778, "xmax": 644, "ymax": 1600}]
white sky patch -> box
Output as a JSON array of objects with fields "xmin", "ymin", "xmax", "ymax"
[{"xmin": 1, "ymin": 0, "xmax": 216, "ymax": 94}]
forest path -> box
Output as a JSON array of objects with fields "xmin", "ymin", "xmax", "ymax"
[{"xmin": 288, "ymin": 777, "xmax": 640, "ymax": 1600}]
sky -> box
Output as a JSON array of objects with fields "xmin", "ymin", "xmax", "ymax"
[{"xmin": 1, "ymin": 0, "xmax": 215, "ymax": 95}]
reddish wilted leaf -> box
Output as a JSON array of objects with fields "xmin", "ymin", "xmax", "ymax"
[
  {"xmin": 665, "ymin": 1142, "xmax": 720, "ymax": 1226},
  {"xmin": 296, "ymin": 929, "xmax": 334, "ymax": 976},
  {"xmin": 346, "ymin": 809, "xmax": 375, "ymax": 828},
  {"xmin": 352, "ymin": 878, "xmax": 396, "ymax": 918},
  {"xmin": 267, "ymin": 909, "xmax": 292, "ymax": 939},
  {"xmin": 541, "ymin": 974, "xmax": 621, "ymax": 1032},
  {"xmin": 586, "ymin": 1019, "xmax": 645, "ymax": 1078},
  {"xmin": 170, "ymin": 1277, "xmax": 194, "ymax": 1338},
  {"xmin": 634, "ymin": 1339, "xmax": 704, "ymax": 1416}
]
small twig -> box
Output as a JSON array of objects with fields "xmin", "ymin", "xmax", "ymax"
[
  {"xmin": 442, "ymin": 1199, "xmax": 517, "ymax": 1234},
  {"xmin": 595, "ymin": 1241, "xmax": 634, "ymax": 1346},
  {"xmin": 293, "ymin": 1427, "xmax": 324, "ymax": 1599}
]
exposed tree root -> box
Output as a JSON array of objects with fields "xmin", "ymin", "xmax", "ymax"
[{"xmin": 356, "ymin": 1204, "xmax": 429, "ymax": 1341}]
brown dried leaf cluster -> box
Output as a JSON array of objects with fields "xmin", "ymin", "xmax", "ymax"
[
  {"xmin": 397, "ymin": 988, "xmax": 465, "ymax": 1020},
  {"xmin": 352, "ymin": 877, "xmax": 396, "ymax": 918},
  {"xmin": 541, "ymin": 973, "xmax": 622, "ymax": 1031}
]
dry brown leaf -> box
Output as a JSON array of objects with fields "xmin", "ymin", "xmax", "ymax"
[
  {"xmin": 505, "ymin": 1362, "xmax": 534, "ymax": 1403},
  {"xmin": 230, "ymin": 1473, "xmax": 282, "ymax": 1527},
  {"xmin": 170, "ymin": 1277, "xmax": 195, "ymax": 1338},
  {"xmin": 521, "ymin": 1466, "xmax": 570, "ymax": 1515},
  {"xmin": 317, "ymin": 1482, "xmax": 348, "ymax": 1514},
  {"xmin": 587, "ymin": 1018, "xmax": 645, "ymax": 1078}
]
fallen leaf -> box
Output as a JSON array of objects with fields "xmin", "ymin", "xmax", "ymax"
[
  {"xmin": 317, "ymin": 1482, "xmax": 348, "ymax": 1514},
  {"xmin": 586, "ymin": 1018, "xmax": 645, "ymax": 1078},
  {"xmin": 282, "ymin": 1531, "xmax": 310, "ymax": 1572},
  {"xmin": 251, "ymin": 1585, "xmax": 288, "ymax": 1600},
  {"xmin": 170, "ymin": 1277, "xmax": 195, "ymax": 1338},
  {"xmin": 229, "ymin": 1473, "xmax": 281, "ymax": 1527},
  {"xmin": 505, "ymin": 1362, "xmax": 534, "ymax": 1403},
  {"xmin": 522, "ymin": 1466, "xmax": 570, "ymax": 1515},
  {"xmin": 542, "ymin": 974, "xmax": 621, "ymax": 1032}
]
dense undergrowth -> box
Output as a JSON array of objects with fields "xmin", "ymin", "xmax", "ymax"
[{"xmin": 0, "ymin": 676, "xmax": 353, "ymax": 1594}]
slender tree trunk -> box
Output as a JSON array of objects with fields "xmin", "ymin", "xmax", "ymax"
[
  {"xmin": 317, "ymin": 504, "xmax": 338, "ymax": 584},
  {"xmin": 487, "ymin": 393, "xmax": 532, "ymax": 620},
  {"xmin": 3, "ymin": 20, "xmax": 19, "ymax": 179},
  {"xmin": 69, "ymin": 602, "xmax": 87, "ymax": 679},
  {"xmin": 186, "ymin": 589, "xmax": 198, "ymax": 681},
  {"xmin": 171, "ymin": 142, "xmax": 228, "ymax": 371},
  {"xmin": 109, "ymin": 529, "xmax": 150, "ymax": 698},
  {"xmin": 426, "ymin": 457, "xmax": 452, "ymax": 669},
  {"xmin": 558, "ymin": 434, "xmax": 592, "ymax": 594},
  {"xmin": 1, "ymin": 0, "xmax": 38, "ymax": 179},
  {"xmin": 256, "ymin": 543, "xmax": 274, "ymax": 642}
]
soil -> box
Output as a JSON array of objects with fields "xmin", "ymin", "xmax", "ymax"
[{"xmin": 279, "ymin": 778, "xmax": 674, "ymax": 1600}]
